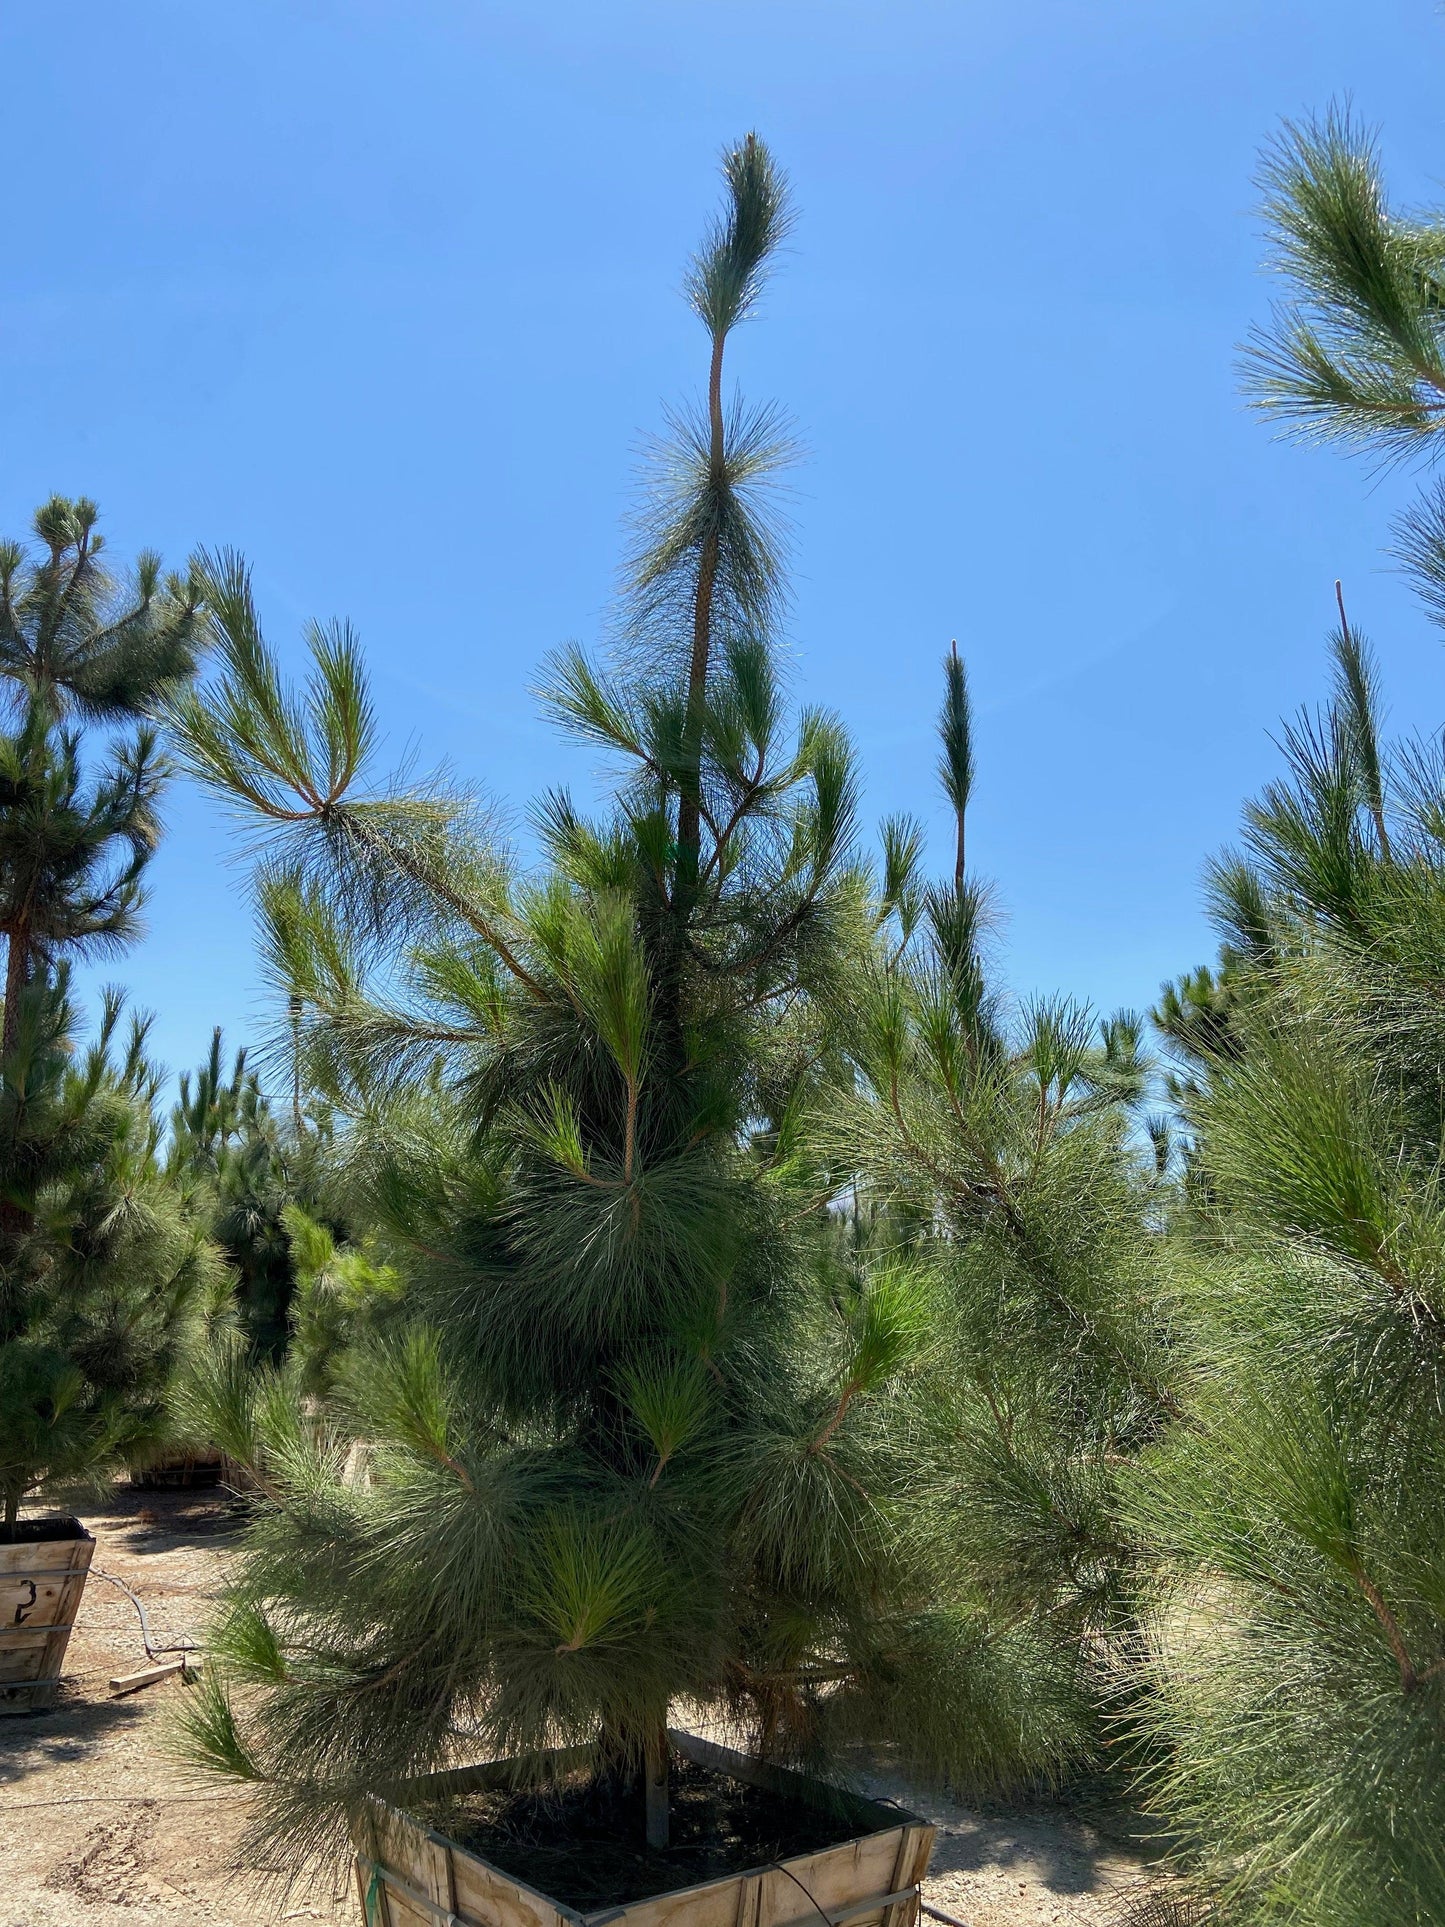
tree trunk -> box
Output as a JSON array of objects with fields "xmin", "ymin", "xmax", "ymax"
[
  {"xmin": 644, "ymin": 1720, "xmax": 670, "ymax": 1851},
  {"xmin": 674, "ymin": 325, "xmax": 728, "ymax": 906},
  {"xmin": 289, "ymin": 993, "xmax": 305, "ymax": 1137},
  {"xmin": 0, "ymin": 923, "xmax": 36, "ymax": 1243},
  {"xmin": 2, "ymin": 921, "xmax": 29, "ymax": 1061},
  {"xmin": 3, "ymin": 1486, "xmax": 20, "ymax": 1541}
]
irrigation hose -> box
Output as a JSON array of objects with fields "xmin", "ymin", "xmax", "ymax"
[{"xmin": 89, "ymin": 1564, "xmax": 202, "ymax": 1665}]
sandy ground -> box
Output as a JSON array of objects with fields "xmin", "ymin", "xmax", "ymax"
[
  {"xmin": 0, "ymin": 1486, "xmax": 1164, "ymax": 1927},
  {"xmin": 852, "ymin": 1771, "xmax": 1164, "ymax": 1927}
]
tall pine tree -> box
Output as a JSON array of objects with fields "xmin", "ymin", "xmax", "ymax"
[
  {"xmin": 171, "ymin": 138, "xmax": 988, "ymax": 1870},
  {"xmin": 1133, "ymin": 110, "xmax": 1445, "ymax": 1923},
  {"xmin": 0, "ymin": 499, "xmax": 216, "ymax": 1536}
]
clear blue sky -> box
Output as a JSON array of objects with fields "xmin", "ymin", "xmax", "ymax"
[{"xmin": 5, "ymin": 0, "xmax": 1444, "ymax": 1081}]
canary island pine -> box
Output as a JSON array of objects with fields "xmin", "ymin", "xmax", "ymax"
[
  {"xmin": 1137, "ymin": 621, "xmax": 1445, "ymax": 1922},
  {"xmin": 823, "ymin": 648, "xmax": 1175, "ymax": 1794},
  {"xmin": 169, "ymin": 138, "xmax": 988, "ymax": 1873},
  {"xmin": 0, "ymin": 501, "xmax": 219, "ymax": 1535}
]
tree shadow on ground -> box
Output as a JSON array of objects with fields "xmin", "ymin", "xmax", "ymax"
[
  {"xmin": 926, "ymin": 1811, "xmax": 1111, "ymax": 1896},
  {"xmin": 0, "ymin": 1684, "xmax": 152, "ymax": 1784},
  {"xmin": 4, "ymin": 1479, "xmax": 238, "ymax": 1787},
  {"xmin": 88, "ymin": 1480, "xmax": 246, "ymax": 1557},
  {"xmin": 845, "ymin": 1748, "xmax": 1153, "ymax": 1902}
]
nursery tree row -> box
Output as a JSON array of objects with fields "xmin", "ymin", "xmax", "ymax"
[{"xmin": 5, "ymin": 110, "xmax": 1445, "ymax": 1927}]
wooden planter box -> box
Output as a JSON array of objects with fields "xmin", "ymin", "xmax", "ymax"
[
  {"xmin": 129, "ymin": 1448, "xmax": 226, "ymax": 1490},
  {"xmin": 0, "ymin": 1516, "xmax": 95, "ymax": 1715},
  {"xmin": 353, "ymin": 1730, "xmax": 936, "ymax": 1927}
]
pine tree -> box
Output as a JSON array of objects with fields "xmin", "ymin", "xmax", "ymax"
[
  {"xmin": 164, "ymin": 1028, "xmax": 379, "ymax": 1365},
  {"xmin": 1128, "ymin": 613, "xmax": 1445, "ymax": 1923},
  {"xmin": 166, "ymin": 1031, "xmax": 298, "ymax": 1358},
  {"xmin": 829, "ymin": 650, "xmax": 1173, "ymax": 1791},
  {"xmin": 170, "ymin": 137, "xmax": 985, "ymax": 1871},
  {"xmin": 0, "ymin": 499, "xmax": 215, "ymax": 1534},
  {"xmin": 0, "ymin": 974, "xmax": 224, "ymax": 1533},
  {"xmin": 1118, "ymin": 113, "xmax": 1445, "ymax": 1920},
  {"xmin": 0, "ymin": 496, "xmax": 205, "ymax": 1054},
  {"xmin": 1243, "ymin": 108, "xmax": 1445, "ymax": 617}
]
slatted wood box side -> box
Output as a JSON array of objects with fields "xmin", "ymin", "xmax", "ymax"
[
  {"xmin": 352, "ymin": 1730, "xmax": 935, "ymax": 1927},
  {"xmin": 0, "ymin": 1518, "xmax": 95, "ymax": 1715}
]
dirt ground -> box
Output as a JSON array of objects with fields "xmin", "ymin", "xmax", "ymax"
[{"xmin": 0, "ymin": 1486, "xmax": 1165, "ymax": 1927}]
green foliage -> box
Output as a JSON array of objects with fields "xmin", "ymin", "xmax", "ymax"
[
  {"xmin": 0, "ymin": 698, "xmax": 167, "ymax": 1032},
  {"xmin": 0, "ymin": 500, "xmax": 216, "ymax": 1531},
  {"xmin": 1244, "ymin": 106, "xmax": 1445, "ymax": 460},
  {"xmin": 937, "ymin": 644, "xmax": 972, "ymax": 888},
  {"xmin": 1244, "ymin": 106, "xmax": 1445, "ymax": 652},
  {"xmin": 1134, "ymin": 613, "xmax": 1445, "ymax": 1921},
  {"xmin": 1150, "ymin": 136, "xmax": 1445, "ymax": 1891},
  {"xmin": 0, "ymin": 496, "xmax": 206, "ymax": 1044},
  {"xmin": 0, "ymin": 495, "xmax": 205, "ymax": 722},
  {"xmin": 0, "ymin": 976, "xmax": 226, "ymax": 1530},
  {"xmin": 166, "ymin": 1031, "xmax": 297, "ymax": 1356},
  {"xmin": 684, "ymin": 133, "xmax": 792, "ymax": 340},
  {"xmin": 161, "ymin": 1026, "xmax": 378, "ymax": 1368},
  {"xmin": 169, "ymin": 135, "xmax": 986, "ymax": 1870},
  {"xmin": 829, "ymin": 653, "xmax": 1172, "ymax": 1793},
  {"xmin": 285, "ymin": 1205, "xmax": 404, "ymax": 1396}
]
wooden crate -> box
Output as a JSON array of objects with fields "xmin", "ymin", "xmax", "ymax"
[
  {"xmin": 0, "ymin": 1516, "xmax": 95, "ymax": 1715},
  {"xmin": 129, "ymin": 1448, "xmax": 226, "ymax": 1490},
  {"xmin": 352, "ymin": 1730, "xmax": 936, "ymax": 1927}
]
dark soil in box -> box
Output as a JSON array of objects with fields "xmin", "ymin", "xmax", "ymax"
[
  {"xmin": 1, "ymin": 1515, "xmax": 88, "ymax": 1545},
  {"xmin": 442, "ymin": 1755, "xmax": 887, "ymax": 1911}
]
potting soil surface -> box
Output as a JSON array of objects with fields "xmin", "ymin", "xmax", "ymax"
[{"xmin": 443, "ymin": 1757, "xmax": 884, "ymax": 1910}]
